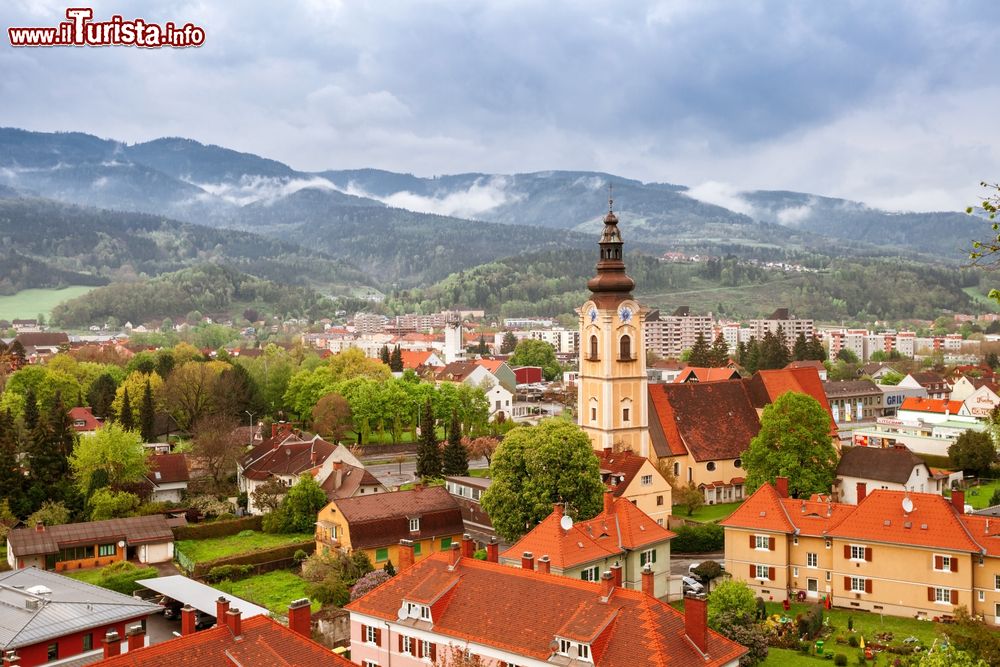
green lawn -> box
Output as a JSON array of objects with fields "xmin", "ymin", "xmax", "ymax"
[
  {"xmin": 468, "ymin": 468, "xmax": 490, "ymax": 478},
  {"xmin": 960, "ymin": 478, "xmax": 1000, "ymax": 509},
  {"xmin": 63, "ymin": 568, "xmax": 106, "ymax": 586},
  {"xmin": 215, "ymin": 570, "xmax": 319, "ymax": 615},
  {"xmin": 679, "ymin": 501, "xmax": 743, "ymax": 523},
  {"xmin": 175, "ymin": 531, "xmax": 313, "ymax": 564},
  {"xmin": 0, "ymin": 286, "xmax": 97, "ymax": 321}
]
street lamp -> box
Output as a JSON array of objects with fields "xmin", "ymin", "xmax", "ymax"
[{"xmin": 245, "ymin": 410, "xmax": 256, "ymax": 447}]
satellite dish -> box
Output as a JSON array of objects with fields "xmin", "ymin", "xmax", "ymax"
[
  {"xmin": 902, "ymin": 496, "xmax": 914, "ymax": 513},
  {"xmin": 560, "ymin": 515, "xmax": 574, "ymax": 531},
  {"xmin": 117, "ymin": 540, "xmax": 126, "ymax": 548},
  {"xmin": 396, "ymin": 604, "xmax": 408, "ymax": 621}
]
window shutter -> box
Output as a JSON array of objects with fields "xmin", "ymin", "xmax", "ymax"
[
  {"xmin": 950, "ymin": 589, "xmax": 958, "ymax": 605},
  {"xmin": 865, "ymin": 547, "xmax": 872, "ymax": 562},
  {"xmin": 768, "ymin": 537, "xmax": 775, "ymax": 551},
  {"xmin": 844, "ymin": 576, "xmax": 851, "ymax": 591},
  {"xmin": 768, "ymin": 567, "xmax": 775, "ymax": 581},
  {"xmin": 398, "ymin": 635, "xmax": 403, "ymax": 652},
  {"xmin": 843, "ymin": 545, "xmax": 850, "ymax": 559},
  {"xmin": 750, "ymin": 564, "xmax": 756, "ymax": 578},
  {"xmin": 927, "ymin": 587, "xmax": 935, "ymax": 602},
  {"xmin": 417, "ymin": 641, "xmax": 423, "ymax": 659},
  {"xmin": 749, "ymin": 534, "xmax": 756, "ymax": 549},
  {"xmin": 864, "ymin": 579, "xmax": 872, "ymax": 594},
  {"xmin": 361, "ymin": 624, "xmax": 367, "ymax": 641},
  {"xmin": 375, "ymin": 628, "xmax": 382, "ymax": 645},
  {"xmin": 934, "ymin": 555, "xmax": 943, "ymax": 570},
  {"xmin": 430, "ymin": 643, "xmax": 437, "ymax": 662},
  {"xmin": 950, "ymin": 558, "xmax": 958, "ymax": 573}
]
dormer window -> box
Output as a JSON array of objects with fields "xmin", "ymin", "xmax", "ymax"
[
  {"xmin": 404, "ymin": 601, "xmax": 431, "ymax": 621},
  {"xmin": 556, "ymin": 637, "xmax": 592, "ymax": 663},
  {"xmin": 409, "ymin": 517, "xmax": 420, "ymax": 532}
]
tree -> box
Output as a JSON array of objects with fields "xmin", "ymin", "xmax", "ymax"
[
  {"xmin": 69, "ymin": 422, "xmax": 148, "ymax": 496},
  {"xmin": 140, "ymin": 379, "xmax": 156, "ymax": 442},
  {"xmin": 0, "ymin": 499, "xmax": 17, "ymax": 544},
  {"xmin": 27, "ymin": 500, "xmax": 70, "ymax": 527},
  {"xmin": 22, "ymin": 386, "xmax": 39, "ymax": 430},
  {"xmin": 742, "ymin": 392, "xmax": 838, "ymax": 498},
  {"xmin": 112, "ymin": 371, "xmax": 164, "ymax": 423},
  {"xmin": 792, "ymin": 332, "xmax": 809, "ymax": 361},
  {"xmin": 433, "ymin": 645, "xmax": 488, "ymax": 667},
  {"xmin": 243, "ymin": 308, "xmax": 259, "ymax": 323},
  {"xmin": 676, "ymin": 483, "xmax": 705, "ymax": 517},
  {"xmin": 86, "ymin": 373, "xmax": 118, "ymax": 419},
  {"xmin": 312, "ymin": 393, "xmax": 353, "ymax": 441},
  {"xmin": 190, "ymin": 416, "xmax": 243, "ymax": 487},
  {"xmin": 282, "ymin": 475, "xmax": 328, "ymax": 533},
  {"xmin": 379, "ymin": 345, "xmax": 391, "ymax": 365},
  {"xmin": 806, "ymin": 335, "xmax": 827, "ymax": 361},
  {"xmin": 0, "ymin": 411, "xmax": 24, "ymax": 512},
  {"xmin": 711, "ymin": 611, "xmax": 770, "ymax": 667},
  {"xmin": 509, "ymin": 339, "xmax": 561, "ymax": 380},
  {"xmin": 742, "ymin": 337, "xmax": 760, "ymax": 374},
  {"xmin": 918, "ymin": 644, "xmax": 988, "ymax": 667},
  {"xmin": 161, "ymin": 361, "xmax": 229, "ymax": 430},
  {"xmin": 250, "ymin": 478, "xmax": 287, "ymax": 514},
  {"xmin": 416, "ymin": 398, "xmax": 442, "ymax": 479},
  {"xmin": 350, "ymin": 569, "xmax": 392, "ymax": 601},
  {"xmin": 25, "ymin": 392, "xmax": 74, "ymax": 505},
  {"xmin": 687, "ymin": 333, "xmax": 711, "ymax": 367},
  {"xmin": 758, "ymin": 329, "xmax": 790, "ymax": 370},
  {"xmin": 389, "ymin": 345, "xmax": 403, "ymax": 372},
  {"xmin": 948, "ymin": 430, "xmax": 996, "ymax": 478},
  {"xmin": 707, "ymin": 579, "xmax": 758, "ymax": 629},
  {"xmin": 442, "ymin": 409, "xmax": 469, "ymax": 476},
  {"xmin": 480, "ymin": 419, "xmax": 604, "ymax": 541},
  {"xmin": 476, "ymin": 335, "xmax": 489, "ymax": 355},
  {"xmin": 692, "ymin": 560, "xmax": 725, "ymax": 589},
  {"xmin": 466, "ymin": 436, "xmax": 499, "ymax": 465},
  {"xmin": 835, "ymin": 348, "xmax": 859, "ymax": 364},
  {"xmin": 88, "ymin": 488, "xmax": 141, "ymax": 521},
  {"xmin": 118, "ymin": 386, "xmax": 135, "ymax": 430},
  {"xmin": 708, "ymin": 333, "xmax": 729, "ymax": 368},
  {"xmin": 944, "ymin": 606, "xmax": 1000, "ymax": 666},
  {"xmin": 879, "ymin": 370, "xmax": 904, "ymax": 386},
  {"xmin": 500, "ymin": 331, "xmax": 518, "ymax": 354}
]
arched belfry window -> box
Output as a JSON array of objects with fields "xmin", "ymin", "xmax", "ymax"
[
  {"xmin": 619, "ymin": 335, "xmax": 632, "ymax": 360},
  {"xmin": 589, "ymin": 335, "xmax": 599, "ymax": 360}
]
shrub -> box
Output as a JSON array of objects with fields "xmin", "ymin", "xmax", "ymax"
[
  {"xmin": 711, "ymin": 611, "xmax": 769, "ymax": 667},
  {"xmin": 205, "ymin": 564, "xmax": 253, "ymax": 583},
  {"xmin": 847, "ymin": 616, "xmax": 853, "ymax": 632},
  {"xmin": 799, "ymin": 641, "xmax": 811, "ymax": 654},
  {"xmin": 708, "ymin": 580, "xmax": 757, "ymax": 628},
  {"xmin": 473, "ymin": 549, "xmax": 487, "ymax": 561},
  {"xmin": 293, "ymin": 549, "xmax": 307, "ymax": 563},
  {"xmin": 796, "ymin": 604, "xmax": 824, "ymax": 640},
  {"xmin": 671, "ymin": 524, "xmax": 724, "ymax": 553},
  {"xmin": 97, "ymin": 561, "xmax": 159, "ymax": 594},
  {"xmin": 350, "ymin": 569, "xmax": 392, "ymax": 600},
  {"xmin": 237, "ymin": 529, "xmax": 256, "ymax": 538},
  {"xmin": 848, "ymin": 636, "xmax": 859, "ymax": 648},
  {"xmin": 834, "ymin": 654, "xmax": 847, "ymax": 666}
]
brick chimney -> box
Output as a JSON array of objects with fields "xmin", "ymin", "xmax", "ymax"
[
  {"xmin": 449, "ymin": 542, "xmax": 461, "ymax": 568},
  {"xmin": 537, "ymin": 555, "xmax": 551, "ymax": 574},
  {"xmin": 775, "ymin": 476, "xmax": 789, "ymax": 499},
  {"xmin": 553, "ymin": 503, "xmax": 564, "ymax": 518},
  {"xmin": 288, "ymin": 598, "xmax": 311, "ymax": 638},
  {"xmin": 486, "ymin": 537, "xmax": 499, "ymax": 563},
  {"xmin": 641, "ymin": 564, "xmax": 654, "ymax": 597},
  {"xmin": 603, "ymin": 489, "xmax": 615, "ymax": 516},
  {"xmin": 600, "ymin": 570, "xmax": 614, "ymax": 600},
  {"xmin": 216, "ymin": 596, "xmax": 230, "ymax": 626},
  {"xmin": 521, "ymin": 551, "xmax": 534, "ymax": 571},
  {"xmin": 126, "ymin": 624, "xmax": 145, "ymax": 653},
  {"xmin": 226, "ymin": 608, "xmax": 242, "ymax": 637},
  {"xmin": 610, "ymin": 562, "xmax": 622, "ymax": 588},
  {"xmin": 856, "ymin": 482, "xmax": 867, "ymax": 504},
  {"xmin": 685, "ymin": 595, "xmax": 709, "ymax": 654},
  {"xmin": 3, "ymin": 650, "xmax": 20, "ymax": 666},
  {"xmin": 334, "ymin": 461, "xmax": 343, "ymax": 490},
  {"xmin": 952, "ymin": 490, "xmax": 966, "ymax": 515},
  {"xmin": 398, "ymin": 539, "xmax": 415, "ymax": 570},
  {"xmin": 181, "ymin": 605, "xmax": 196, "ymax": 636},
  {"xmin": 34, "ymin": 522, "xmax": 43, "ymax": 533},
  {"xmin": 103, "ymin": 630, "xmax": 122, "ymax": 658},
  {"xmin": 461, "ymin": 533, "xmax": 474, "ymax": 558}
]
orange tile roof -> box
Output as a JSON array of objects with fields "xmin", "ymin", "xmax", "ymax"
[
  {"xmin": 98, "ymin": 614, "xmax": 350, "ymax": 667},
  {"xmin": 719, "ymin": 484, "xmax": 797, "ymax": 534},
  {"xmin": 899, "ymin": 397, "xmax": 964, "ymax": 414},
  {"xmin": 346, "ymin": 552, "xmax": 746, "ymax": 667},
  {"xmin": 751, "ymin": 368, "xmax": 836, "ymax": 431},
  {"xmin": 779, "ymin": 498, "xmax": 853, "ymax": 537},
  {"xmin": 675, "ymin": 367, "xmax": 741, "ymax": 383},
  {"xmin": 399, "ymin": 349, "xmax": 434, "ymax": 369},
  {"xmin": 474, "ymin": 358, "xmax": 505, "ymax": 373},
  {"xmin": 961, "ymin": 515, "xmax": 1000, "ymax": 557},
  {"xmin": 596, "ymin": 449, "xmax": 652, "ymax": 497}
]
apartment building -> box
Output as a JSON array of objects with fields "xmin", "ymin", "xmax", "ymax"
[
  {"xmin": 748, "ymin": 308, "xmax": 813, "ymax": 349},
  {"xmin": 643, "ymin": 306, "xmax": 713, "ymax": 359}
]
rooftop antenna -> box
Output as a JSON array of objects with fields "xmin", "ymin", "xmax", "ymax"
[
  {"xmin": 608, "ymin": 182, "xmax": 614, "ymax": 212},
  {"xmin": 902, "ymin": 492, "xmax": 914, "ymax": 514}
]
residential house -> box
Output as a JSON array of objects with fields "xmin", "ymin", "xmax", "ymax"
[
  {"xmin": 674, "ymin": 367, "xmax": 741, "ymax": 383},
  {"xmin": 11, "ymin": 319, "xmax": 40, "ymax": 332},
  {"xmin": 835, "ymin": 446, "xmax": 944, "ymax": 504},
  {"xmin": 897, "ymin": 397, "xmax": 973, "ymax": 425},
  {"xmin": 13, "ymin": 332, "xmax": 69, "ymax": 362},
  {"xmin": 596, "ymin": 447, "xmax": 672, "ymax": 526},
  {"xmin": 436, "ymin": 360, "xmax": 513, "ymax": 421},
  {"xmin": 787, "ymin": 360, "xmax": 828, "ymax": 380},
  {"xmin": 345, "ymin": 539, "xmax": 746, "ymax": 667},
  {"xmin": 399, "ymin": 349, "xmax": 444, "ymax": 371},
  {"xmin": 68, "ymin": 406, "xmax": 101, "ymax": 436},
  {"xmin": 97, "ymin": 599, "xmax": 352, "ymax": 667},
  {"xmin": 721, "ymin": 480, "xmax": 1000, "ymax": 624},
  {"xmin": 473, "ymin": 358, "xmax": 517, "ymax": 393},
  {"xmin": 143, "ymin": 453, "xmax": 189, "ymax": 503},
  {"xmin": 823, "ymin": 379, "xmax": 884, "ymax": 423},
  {"xmin": 0, "ymin": 568, "xmax": 161, "ymax": 667},
  {"xmin": 949, "ymin": 375, "xmax": 998, "ymax": 402},
  {"xmin": 444, "ymin": 475, "xmax": 497, "ymax": 546},
  {"xmin": 6, "ymin": 515, "xmax": 174, "ymax": 571},
  {"xmin": 501, "ymin": 492, "xmax": 676, "ymax": 598},
  {"xmin": 315, "ymin": 486, "xmax": 464, "ymax": 571},
  {"xmin": 857, "ymin": 362, "xmax": 898, "ymax": 382},
  {"xmin": 316, "ymin": 459, "xmax": 387, "ymax": 502},
  {"xmin": 958, "ymin": 382, "xmax": 1000, "ymax": 420},
  {"xmin": 899, "ymin": 371, "xmax": 952, "ymax": 400},
  {"xmin": 646, "ymin": 360, "xmax": 687, "ymax": 383}
]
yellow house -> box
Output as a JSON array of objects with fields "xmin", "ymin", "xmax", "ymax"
[
  {"xmin": 596, "ymin": 448, "xmax": 672, "ymax": 526},
  {"xmin": 721, "ymin": 481, "xmax": 1000, "ymax": 624},
  {"xmin": 316, "ymin": 486, "xmax": 465, "ymax": 570}
]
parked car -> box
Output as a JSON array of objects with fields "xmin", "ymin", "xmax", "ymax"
[{"xmin": 681, "ymin": 576, "xmax": 705, "ymax": 595}]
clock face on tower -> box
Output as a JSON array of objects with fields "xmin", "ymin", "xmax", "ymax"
[
  {"xmin": 588, "ymin": 307, "xmax": 598, "ymax": 323},
  {"xmin": 618, "ymin": 306, "xmax": 633, "ymax": 323}
]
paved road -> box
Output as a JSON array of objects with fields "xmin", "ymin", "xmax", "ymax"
[
  {"xmin": 670, "ymin": 551, "xmax": 725, "ymax": 577},
  {"xmin": 364, "ymin": 455, "xmax": 489, "ymax": 488}
]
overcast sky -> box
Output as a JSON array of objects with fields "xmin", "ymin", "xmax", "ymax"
[{"xmin": 3, "ymin": 0, "xmax": 999, "ymax": 212}]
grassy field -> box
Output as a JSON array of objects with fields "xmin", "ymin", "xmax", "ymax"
[
  {"xmin": 0, "ymin": 286, "xmax": 96, "ymax": 321},
  {"xmin": 679, "ymin": 501, "xmax": 743, "ymax": 523},
  {"xmin": 175, "ymin": 531, "xmax": 313, "ymax": 564},
  {"xmin": 961, "ymin": 478, "xmax": 1000, "ymax": 509},
  {"xmin": 215, "ymin": 570, "xmax": 319, "ymax": 615}
]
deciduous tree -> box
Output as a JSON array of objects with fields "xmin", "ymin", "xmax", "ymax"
[
  {"xmin": 949, "ymin": 430, "xmax": 997, "ymax": 478},
  {"xmin": 311, "ymin": 392, "xmax": 353, "ymax": 441},
  {"xmin": 509, "ymin": 339, "xmax": 561, "ymax": 380},
  {"xmin": 69, "ymin": 422, "xmax": 148, "ymax": 496}
]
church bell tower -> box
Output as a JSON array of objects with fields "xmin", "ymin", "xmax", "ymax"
[{"xmin": 577, "ymin": 191, "xmax": 649, "ymax": 456}]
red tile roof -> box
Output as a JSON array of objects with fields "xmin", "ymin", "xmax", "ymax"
[
  {"xmin": 961, "ymin": 515, "xmax": 1000, "ymax": 557},
  {"xmin": 97, "ymin": 614, "xmax": 349, "ymax": 667},
  {"xmin": 399, "ymin": 349, "xmax": 436, "ymax": 369},
  {"xmin": 596, "ymin": 449, "xmax": 653, "ymax": 497},
  {"xmin": 241, "ymin": 435, "xmax": 335, "ymax": 480},
  {"xmin": 474, "ymin": 358, "xmax": 505, "ymax": 374},
  {"xmin": 748, "ymin": 368, "xmax": 836, "ymax": 430},
  {"xmin": 648, "ymin": 381, "xmax": 761, "ymax": 461},
  {"xmin": 675, "ymin": 367, "xmax": 741, "ymax": 383},
  {"xmin": 346, "ymin": 551, "xmax": 746, "ymax": 667},
  {"xmin": 899, "ymin": 397, "xmax": 964, "ymax": 414},
  {"xmin": 146, "ymin": 453, "xmax": 189, "ymax": 484},
  {"xmin": 68, "ymin": 406, "xmax": 101, "ymax": 432},
  {"xmin": 719, "ymin": 484, "xmax": 797, "ymax": 534},
  {"xmin": 333, "ymin": 486, "xmax": 464, "ymax": 551}
]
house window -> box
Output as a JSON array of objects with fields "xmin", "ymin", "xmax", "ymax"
[
  {"xmin": 622, "ymin": 407, "xmax": 630, "ymax": 422},
  {"xmin": 850, "ymin": 545, "xmax": 866, "ymax": 561},
  {"xmin": 706, "ymin": 461, "xmax": 716, "ymax": 472},
  {"xmin": 402, "ymin": 636, "xmax": 413, "ymax": 654},
  {"xmin": 580, "ymin": 566, "xmax": 600, "ymax": 582},
  {"xmin": 589, "ymin": 336, "xmax": 599, "ymax": 360},
  {"xmin": 673, "ymin": 462, "xmax": 680, "ymax": 477},
  {"xmin": 850, "ymin": 577, "xmax": 867, "ymax": 593},
  {"xmin": 641, "ymin": 475, "xmax": 653, "ymax": 486},
  {"xmin": 579, "ymin": 644, "xmax": 590, "ymax": 660},
  {"xmin": 98, "ymin": 543, "xmax": 116, "ymax": 557},
  {"xmin": 934, "ymin": 587, "xmax": 953, "ymax": 604},
  {"xmin": 82, "ymin": 633, "xmax": 92, "ymax": 651},
  {"xmin": 591, "ymin": 406, "xmax": 597, "ymax": 421},
  {"xmin": 420, "ymin": 606, "xmax": 430, "ymax": 620},
  {"xmin": 640, "ymin": 549, "xmax": 656, "ymax": 567},
  {"xmin": 734, "ymin": 458, "xmax": 742, "ymax": 468},
  {"xmin": 979, "ymin": 590, "xmax": 986, "ymax": 602},
  {"xmin": 826, "ymin": 571, "xmax": 831, "ymax": 581},
  {"xmin": 933, "ymin": 555, "xmax": 953, "ymax": 572},
  {"xmin": 995, "ymin": 574, "xmax": 1000, "ymax": 591},
  {"xmin": 365, "ymin": 626, "xmax": 377, "ymax": 643},
  {"xmin": 793, "ymin": 567, "xmax": 799, "ymax": 577},
  {"xmin": 441, "ymin": 537, "xmax": 452, "ymax": 550},
  {"xmin": 409, "ymin": 518, "xmax": 420, "ymax": 532},
  {"xmin": 363, "ymin": 662, "xmax": 379, "ymax": 667},
  {"xmin": 619, "ymin": 336, "xmax": 632, "ymax": 360},
  {"xmin": 413, "ymin": 542, "xmax": 422, "ymax": 556},
  {"xmin": 754, "ymin": 535, "xmax": 770, "ymax": 550},
  {"xmin": 420, "ymin": 640, "xmax": 432, "ymax": 656},
  {"xmin": 47, "ymin": 643, "xmax": 58, "ymax": 660},
  {"xmin": 825, "ymin": 539, "xmax": 832, "ymax": 550},
  {"xmin": 807, "ymin": 553, "xmax": 818, "ymax": 568},
  {"xmin": 375, "ymin": 548, "xmax": 388, "ymax": 562},
  {"xmin": 754, "ymin": 564, "xmax": 769, "ymax": 580},
  {"xmin": 559, "ymin": 639, "xmax": 571, "ymax": 655},
  {"xmin": 656, "ymin": 495, "xmax": 664, "ymax": 506}
]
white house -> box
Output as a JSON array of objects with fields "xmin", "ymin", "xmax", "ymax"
[
  {"xmin": 959, "ymin": 384, "xmax": 1000, "ymax": 420},
  {"xmin": 836, "ymin": 446, "xmax": 951, "ymax": 504}
]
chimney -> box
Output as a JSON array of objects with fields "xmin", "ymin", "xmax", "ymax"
[
  {"xmin": 34, "ymin": 522, "xmax": 43, "ymax": 533},
  {"xmin": 537, "ymin": 555, "xmax": 551, "ymax": 574},
  {"xmin": 216, "ymin": 596, "xmax": 230, "ymax": 626},
  {"xmin": 449, "ymin": 542, "xmax": 461, "ymax": 568},
  {"xmin": 398, "ymin": 539, "xmax": 415, "ymax": 570},
  {"xmin": 3, "ymin": 651, "xmax": 20, "ymax": 666},
  {"xmin": 641, "ymin": 564, "xmax": 654, "ymax": 597},
  {"xmin": 952, "ymin": 490, "xmax": 966, "ymax": 515},
  {"xmin": 684, "ymin": 595, "xmax": 709, "ymax": 655},
  {"xmin": 486, "ymin": 537, "xmax": 499, "ymax": 563},
  {"xmin": 775, "ymin": 476, "xmax": 789, "ymax": 499},
  {"xmin": 288, "ymin": 598, "xmax": 312, "ymax": 638},
  {"xmin": 603, "ymin": 489, "xmax": 615, "ymax": 516},
  {"xmin": 126, "ymin": 624, "xmax": 145, "ymax": 653},
  {"xmin": 272, "ymin": 422, "xmax": 279, "ymax": 438},
  {"xmin": 521, "ymin": 551, "xmax": 535, "ymax": 571},
  {"xmin": 181, "ymin": 605, "xmax": 196, "ymax": 636},
  {"xmin": 334, "ymin": 461, "xmax": 343, "ymax": 489},
  {"xmin": 553, "ymin": 503, "xmax": 564, "ymax": 518},
  {"xmin": 856, "ymin": 482, "xmax": 867, "ymax": 504},
  {"xmin": 610, "ymin": 562, "xmax": 622, "ymax": 588},
  {"xmin": 600, "ymin": 570, "xmax": 614, "ymax": 600},
  {"xmin": 103, "ymin": 630, "xmax": 122, "ymax": 658},
  {"xmin": 461, "ymin": 534, "xmax": 474, "ymax": 558},
  {"xmin": 226, "ymin": 608, "xmax": 242, "ymax": 637}
]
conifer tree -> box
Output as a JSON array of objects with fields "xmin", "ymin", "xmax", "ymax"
[
  {"xmin": 26, "ymin": 392, "xmax": 74, "ymax": 508},
  {"xmin": 500, "ymin": 331, "xmax": 518, "ymax": 354},
  {"xmin": 708, "ymin": 333, "xmax": 730, "ymax": 368},
  {"xmin": 442, "ymin": 409, "xmax": 469, "ymax": 476},
  {"xmin": 477, "ymin": 335, "xmax": 488, "ymax": 355},
  {"xmin": 792, "ymin": 331, "xmax": 809, "ymax": 361},
  {"xmin": 687, "ymin": 333, "xmax": 711, "ymax": 367},
  {"xmin": 48, "ymin": 392, "xmax": 75, "ymax": 465},
  {"xmin": 736, "ymin": 341, "xmax": 747, "ymax": 367},
  {"xmin": 87, "ymin": 373, "xmax": 118, "ymax": 419},
  {"xmin": 8, "ymin": 340, "xmax": 25, "ymax": 369},
  {"xmin": 118, "ymin": 387, "xmax": 135, "ymax": 431},
  {"xmin": 22, "ymin": 386, "xmax": 39, "ymax": 431},
  {"xmin": 743, "ymin": 337, "xmax": 761, "ymax": 374},
  {"xmin": 389, "ymin": 345, "xmax": 403, "ymax": 372},
  {"xmin": 140, "ymin": 379, "xmax": 156, "ymax": 442},
  {"xmin": 806, "ymin": 335, "xmax": 827, "ymax": 361},
  {"xmin": 415, "ymin": 398, "xmax": 441, "ymax": 479},
  {"xmin": 379, "ymin": 345, "xmax": 391, "ymax": 365},
  {"xmin": 0, "ymin": 410, "xmax": 24, "ymax": 512}
]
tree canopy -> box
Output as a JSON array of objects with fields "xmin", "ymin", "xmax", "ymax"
[
  {"xmin": 509, "ymin": 339, "xmax": 561, "ymax": 380},
  {"xmin": 68, "ymin": 422, "xmax": 149, "ymax": 496}
]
